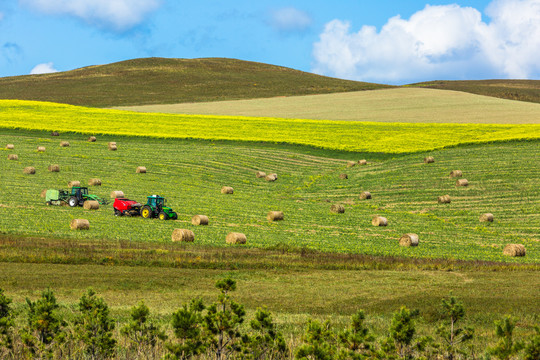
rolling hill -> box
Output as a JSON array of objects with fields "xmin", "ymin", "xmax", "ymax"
[{"xmin": 0, "ymin": 57, "xmax": 390, "ymax": 107}]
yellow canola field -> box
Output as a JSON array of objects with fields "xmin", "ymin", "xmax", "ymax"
[{"xmin": 1, "ymin": 100, "xmax": 539, "ymax": 153}]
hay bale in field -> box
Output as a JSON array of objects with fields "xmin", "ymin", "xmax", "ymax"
[
  {"xmin": 23, "ymin": 166, "xmax": 35, "ymax": 174},
  {"xmin": 51, "ymin": 131, "xmax": 59, "ymax": 136},
  {"xmin": 372, "ymin": 216, "xmax": 388, "ymax": 226},
  {"xmin": 40, "ymin": 189, "xmax": 47, "ymax": 197},
  {"xmin": 136, "ymin": 166, "xmax": 147, "ymax": 173},
  {"xmin": 172, "ymin": 229, "xmax": 195, "ymax": 242},
  {"xmin": 480, "ymin": 213, "xmax": 494, "ymax": 222},
  {"xmin": 358, "ymin": 160, "xmax": 367, "ymax": 166},
  {"xmin": 226, "ymin": 232, "xmax": 247, "ymax": 244},
  {"xmin": 83, "ymin": 200, "xmax": 99, "ymax": 210},
  {"xmin": 256, "ymin": 171, "xmax": 266, "ymax": 178},
  {"xmin": 221, "ymin": 186, "xmax": 234, "ymax": 194},
  {"xmin": 6, "ymin": 144, "xmax": 14, "ymax": 149},
  {"xmin": 110, "ymin": 191, "xmax": 125, "ymax": 199},
  {"xmin": 70, "ymin": 219, "xmax": 89, "ymax": 230},
  {"xmin": 399, "ymin": 233, "xmax": 419, "ymax": 247},
  {"xmin": 88, "ymin": 178, "xmax": 102, "ymax": 186},
  {"xmin": 88, "ymin": 136, "xmax": 96, "ymax": 142},
  {"xmin": 7, "ymin": 154, "xmax": 18, "ymax": 160},
  {"xmin": 108, "ymin": 142, "xmax": 117, "ymax": 151},
  {"xmin": 60, "ymin": 141, "xmax": 70, "ymax": 147},
  {"xmin": 347, "ymin": 161, "xmax": 356, "ymax": 168},
  {"xmin": 37, "ymin": 146, "xmax": 46, "ymax": 152},
  {"xmin": 437, "ymin": 195, "xmax": 451, "ymax": 204},
  {"xmin": 456, "ymin": 179, "xmax": 469, "ymax": 187},
  {"xmin": 267, "ymin": 211, "xmax": 284, "ymax": 221},
  {"xmin": 359, "ymin": 191, "xmax": 372, "ymax": 200},
  {"xmin": 424, "ymin": 156, "xmax": 435, "ymax": 164},
  {"xmin": 330, "ymin": 204, "xmax": 345, "ymax": 214},
  {"xmin": 503, "ymin": 244, "xmax": 526, "ymax": 257},
  {"xmin": 339, "ymin": 173, "xmax": 348, "ymax": 179},
  {"xmin": 68, "ymin": 181, "xmax": 80, "ymax": 187},
  {"xmin": 265, "ymin": 174, "xmax": 278, "ymax": 182},
  {"xmin": 449, "ymin": 170, "xmax": 463, "ymax": 178},
  {"xmin": 192, "ymin": 215, "xmax": 209, "ymax": 226},
  {"xmin": 48, "ymin": 164, "xmax": 60, "ymax": 172}
]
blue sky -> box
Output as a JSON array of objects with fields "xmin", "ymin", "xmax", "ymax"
[{"xmin": 1, "ymin": 0, "xmax": 539, "ymax": 84}]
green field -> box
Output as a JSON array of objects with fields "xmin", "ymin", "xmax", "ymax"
[{"xmin": 115, "ymin": 87, "xmax": 540, "ymax": 124}]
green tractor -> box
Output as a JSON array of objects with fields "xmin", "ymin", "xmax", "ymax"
[
  {"xmin": 141, "ymin": 195, "xmax": 177, "ymax": 220},
  {"xmin": 45, "ymin": 186, "xmax": 107, "ymax": 207}
]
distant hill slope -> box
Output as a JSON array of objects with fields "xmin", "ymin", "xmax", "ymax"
[
  {"xmin": 411, "ymin": 80, "xmax": 540, "ymax": 104},
  {"xmin": 0, "ymin": 57, "xmax": 391, "ymax": 107}
]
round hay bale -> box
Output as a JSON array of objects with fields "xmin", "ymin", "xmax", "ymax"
[
  {"xmin": 37, "ymin": 146, "xmax": 46, "ymax": 152},
  {"xmin": 226, "ymin": 232, "xmax": 247, "ymax": 244},
  {"xmin": 339, "ymin": 173, "xmax": 348, "ymax": 179},
  {"xmin": 267, "ymin": 211, "xmax": 284, "ymax": 221},
  {"xmin": 70, "ymin": 219, "xmax": 89, "ymax": 230},
  {"xmin": 108, "ymin": 142, "xmax": 117, "ymax": 151},
  {"xmin": 23, "ymin": 166, "xmax": 35, "ymax": 174},
  {"xmin": 136, "ymin": 166, "xmax": 147, "ymax": 173},
  {"xmin": 7, "ymin": 154, "xmax": 18, "ymax": 160},
  {"xmin": 456, "ymin": 179, "xmax": 469, "ymax": 187},
  {"xmin": 480, "ymin": 213, "xmax": 494, "ymax": 222},
  {"xmin": 110, "ymin": 190, "xmax": 125, "ymax": 199},
  {"xmin": 51, "ymin": 131, "xmax": 59, "ymax": 136},
  {"xmin": 88, "ymin": 136, "xmax": 97, "ymax": 142},
  {"xmin": 372, "ymin": 216, "xmax": 388, "ymax": 226},
  {"xmin": 424, "ymin": 156, "xmax": 435, "ymax": 164},
  {"xmin": 83, "ymin": 200, "xmax": 99, "ymax": 210},
  {"xmin": 358, "ymin": 160, "xmax": 367, "ymax": 166},
  {"xmin": 256, "ymin": 171, "xmax": 267, "ymax": 178},
  {"xmin": 191, "ymin": 215, "xmax": 209, "ymax": 226},
  {"xmin": 60, "ymin": 141, "xmax": 70, "ymax": 147},
  {"xmin": 265, "ymin": 174, "xmax": 278, "ymax": 182},
  {"xmin": 437, "ymin": 195, "xmax": 451, "ymax": 204},
  {"xmin": 449, "ymin": 170, "xmax": 463, "ymax": 178},
  {"xmin": 68, "ymin": 181, "xmax": 81, "ymax": 187},
  {"xmin": 359, "ymin": 191, "xmax": 372, "ymax": 200},
  {"xmin": 6, "ymin": 144, "xmax": 14, "ymax": 149},
  {"xmin": 503, "ymin": 244, "xmax": 526, "ymax": 257},
  {"xmin": 347, "ymin": 161, "xmax": 356, "ymax": 168},
  {"xmin": 221, "ymin": 186, "xmax": 234, "ymax": 194},
  {"xmin": 48, "ymin": 164, "xmax": 60, "ymax": 172},
  {"xmin": 172, "ymin": 229, "xmax": 195, "ymax": 242},
  {"xmin": 88, "ymin": 178, "xmax": 102, "ymax": 186},
  {"xmin": 399, "ymin": 233, "xmax": 419, "ymax": 247},
  {"xmin": 40, "ymin": 189, "xmax": 47, "ymax": 198},
  {"xmin": 330, "ymin": 204, "xmax": 345, "ymax": 214}
]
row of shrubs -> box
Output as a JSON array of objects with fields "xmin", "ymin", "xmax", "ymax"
[{"xmin": 0, "ymin": 279, "xmax": 538, "ymax": 360}]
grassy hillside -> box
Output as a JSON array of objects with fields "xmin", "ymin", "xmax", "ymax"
[
  {"xmin": 2, "ymin": 100, "xmax": 539, "ymax": 154},
  {"xmin": 412, "ymin": 79, "xmax": 540, "ymax": 104},
  {"xmin": 115, "ymin": 88, "xmax": 540, "ymax": 124},
  {"xmin": 1, "ymin": 129, "xmax": 538, "ymax": 263},
  {"xmin": 0, "ymin": 57, "xmax": 390, "ymax": 107}
]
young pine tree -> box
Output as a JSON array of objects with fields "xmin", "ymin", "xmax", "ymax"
[
  {"xmin": 436, "ymin": 296, "xmax": 474, "ymax": 360},
  {"xmin": 523, "ymin": 326, "xmax": 540, "ymax": 360},
  {"xmin": 337, "ymin": 310, "xmax": 375, "ymax": 359},
  {"xmin": 388, "ymin": 306, "xmax": 416, "ymax": 359},
  {"xmin": 488, "ymin": 316, "xmax": 524, "ymax": 360},
  {"xmin": 241, "ymin": 307, "xmax": 287, "ymax": 360},
  {"xmin": 295, "ymin": 319, "xmax": 337, "ymax": 360},
  {"xmin": 165, "ymin": 297, "xmax": 206, "ymax": 360},
  {"xmin": 74, "ymin": 288, "xmax": 116, "ymax": 359},
  {"xmin": 121, "ymin": 300, "xmax": 167, "ymax": 359},
  {"xmin": 0, "ymin": 288, "xmax": 14, "ymax": 357}
]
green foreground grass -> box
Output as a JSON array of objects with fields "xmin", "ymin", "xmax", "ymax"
[{"xmin": 115, "ymin": 87, "xmax": 540, "ymax": 124}]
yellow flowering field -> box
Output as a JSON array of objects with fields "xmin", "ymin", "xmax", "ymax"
[{"xmin": 1, "ymin": 100, "xmax": 539, "ymax": 153}]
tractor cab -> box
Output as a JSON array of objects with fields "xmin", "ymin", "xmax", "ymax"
[
  {"xmin": 141, "ymin": 195, "xmax": 177, "ymax": 220},
  {"xmin": 70, "ymin": 186, "xmax": 89, "ymax": 198},
  {"xmin": 147, "ymin": 195, "xmax": 165, "ymax": 209}
]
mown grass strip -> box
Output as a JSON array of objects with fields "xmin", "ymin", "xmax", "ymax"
[{"xmin": 1, "ymin": 100, "xmax": 539, "ymax": 154}]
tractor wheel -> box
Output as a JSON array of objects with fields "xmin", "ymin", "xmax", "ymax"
[
  {"xmin": 68, "ymin": 197, "xmax": 78, "ymax": 207},
  {"xmin": 171, "ymin": 213, "xmax": 178, "ymax": 220},
  {"xmin": 141, "ymin": 205, "xmax": 153, "ymax": 219},
  {"xmin": 158, "ymin": 212, "xmax": 167, "ymax": 220},
  {"xmin": 114, "ymin": 209, "xmax": 121, "ymax": 216}
]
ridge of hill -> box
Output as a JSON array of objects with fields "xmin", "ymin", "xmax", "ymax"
[
  {"xmin": 411, "ymin": 79, "xmax": 540, "ymax": 104},
  {"xmin": 0, "ymin": 57, "xmax": 390, "ymax": 107}
]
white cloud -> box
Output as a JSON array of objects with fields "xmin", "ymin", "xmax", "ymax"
[
  {"xmin": 269, "ymin": 7, "xmax": 312, "ymax": 32},
  {"xmin": 20, "ymin": 0, "xmax": 161, "ymax": 31},
  {"xmin": 30, "ymin": 62, "xmax": 58, "ymax": 74},
  {"xmin": 312, "ymin": 0, "xmax": 540, "ymax": 84}
]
